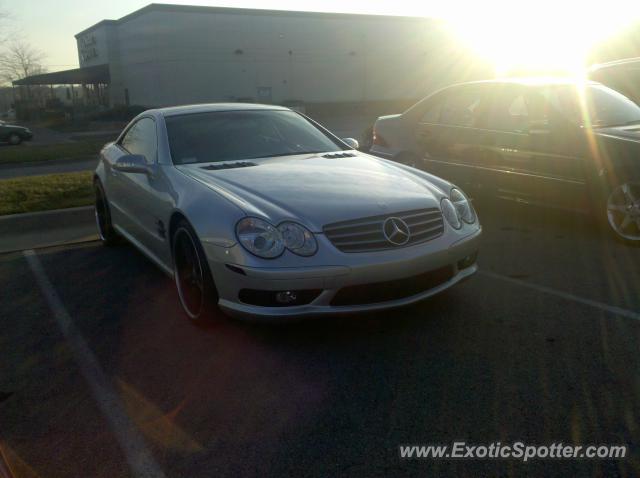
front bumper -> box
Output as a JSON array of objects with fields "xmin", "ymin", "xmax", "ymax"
[{"xmin": 209, "ymin": 227, "xmax": 481, "ymax": 320}]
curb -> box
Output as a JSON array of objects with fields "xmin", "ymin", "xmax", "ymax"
[
  {"xmin": 0, "ymin": 206, "xmax": 95, "ymax": 234},
  {"xmin": 69, "ymin": 130, "xmax": 120, "ymax": 140}
]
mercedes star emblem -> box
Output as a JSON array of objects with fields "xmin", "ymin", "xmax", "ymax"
[{"xmin": 382, "ymin": 217, "xmax": 411, "ymax": 245}]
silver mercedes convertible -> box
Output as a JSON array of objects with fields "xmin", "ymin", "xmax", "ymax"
[{"xmin": 94, "ymin": 104, "xmax": 481, "ymax": 322}]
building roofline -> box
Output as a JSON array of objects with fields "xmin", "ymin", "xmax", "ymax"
[
  {"xmin": 75, "ymin": 2, "xmax": 441, "ymax": 38},
  {"xmin": 12, "ymin": 64, "xmax": 110, "ymax": 86},
  {"xmin": 74, "ymin": 19, "xmax": 118, "ymax": 39}
]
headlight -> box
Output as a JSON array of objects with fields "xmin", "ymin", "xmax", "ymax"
[
  {"xmin": 278, "ymin": 222, "xmax": 318, "ymax": 256},
  {"xmin": 236, "ymin": 217, "xmax": 285, "ymax": 258},
  {"xmin": 236, "ymin": 218, "xmax": 318, "ymax": 258},
  {"xmin": 450, "ymin": 188, "xmax": 476, "ymax": 224},
  {"xmin": 441, "ymin": 198, "xmax": 461, "ymax": 229}
]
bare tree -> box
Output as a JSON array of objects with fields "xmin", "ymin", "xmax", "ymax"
[{"xmin": 0, "ymin": 40, "xmax": 46, "ymax": 84}]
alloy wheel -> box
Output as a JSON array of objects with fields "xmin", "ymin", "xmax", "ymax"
[
  {"xmin": 607, "ymin": 182, "xmax": 640, "ymax": 242},
  {"xmin": 173, "ymin": 228, "xmax": 205, "ymax": 319}
]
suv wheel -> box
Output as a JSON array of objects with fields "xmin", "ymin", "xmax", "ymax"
[{"xmin": 605, "ymin": 181, "xmax": 640, "ymax": 245}]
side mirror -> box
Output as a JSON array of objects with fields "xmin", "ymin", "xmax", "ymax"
[
  {"xmin": 114, "ymin": 154, "xmax": 149, "ymax": 174},
  {"xmin": 342, "ymin": 137, "xmax": 360, "ymax": 150}
]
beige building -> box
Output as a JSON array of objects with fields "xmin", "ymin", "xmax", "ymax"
[{"xmin": 17, "ymin": 3, "xmax": 491, "ymax": 108}]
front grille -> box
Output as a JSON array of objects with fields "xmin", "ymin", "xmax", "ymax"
[
  {"xmin": 323, "ymin": 208, "xmax": 444, "ymax": 253},
  {"xmin": 330, "ymin": 265, "xmax": 454, "ymax": 306}
]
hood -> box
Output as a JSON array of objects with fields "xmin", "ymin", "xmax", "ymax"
[
  {"xmin": 595, "ymin": 125, "xmax": 640, "ymax": 143},
  {"xmin": 177, "ymin": 153, "xmax": 446, "ymax": 231},
  {"xmin": 1, "ymin": 123, "xmax": 29, "ymax": 131}
]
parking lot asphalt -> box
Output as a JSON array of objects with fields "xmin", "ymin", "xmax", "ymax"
[{"xmin": 1, "ymin": 200, "xmax": 639, "ymax": 477}]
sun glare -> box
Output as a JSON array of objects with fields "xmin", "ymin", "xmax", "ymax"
[{"xmin": 446, "ymin": 2, "xmax": 635, "ymax": 77}]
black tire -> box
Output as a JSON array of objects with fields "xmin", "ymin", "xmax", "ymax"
[
  {"xmin": 94, "ymin": 180, "xmax": 120, "ymax": 246},
  {"xmin": 599, "ymin": 180, "xmax": 640, "ymax": 246},
  {"xmin": 172, "ymin": 220, "xmax": 219, "ymax": 323},
  {"xmin": 8, "ymin": 133, "xmax": 21, "ymax": 146}
]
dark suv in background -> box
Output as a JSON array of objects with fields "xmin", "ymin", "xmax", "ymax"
[{"xmin": 370, "ymin": 79, "xmax": 640, "ymax": 245}]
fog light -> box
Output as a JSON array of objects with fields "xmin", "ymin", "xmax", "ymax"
[
  {"xmin": 457, "ymin": 252, "xmax": 478, "ymax": 270},
  {"xmin": 275, "ymin": 291, "xmax": 298, "ymax": 304},
  {"xmin": 239, "ymin": 288, "xmax": 322, "ymax": 307}
]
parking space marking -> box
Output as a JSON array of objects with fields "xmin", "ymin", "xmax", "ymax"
[
  {"xmin": 480, "ymin": 270, "xmax": 640, "ymax": 321},
  {"xmin": 23, "ymin": 250, "xmax": 166, "ymax": 478}
]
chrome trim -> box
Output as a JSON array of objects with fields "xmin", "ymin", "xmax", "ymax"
[{"xmin": 324, "ymin": 208, "xmax": 444, "ymax": 252}]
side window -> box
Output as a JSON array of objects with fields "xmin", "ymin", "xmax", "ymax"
[
  {"xmin": 420, "ymin": 100, "xmax": 443, "ymax": 124},
  {"xmin": 526, "ymin": 90, "xmax": 555, "ymax": 127},
  {"xmin": 486, "ymin": 91, "xmax": 529, "ymax": 132},
  {"xmin": 440, "ymin": 89, "xmax": 484, "ymax": 127},
  {"xmin": 121, "ymin": 118, "xmax": 157, "ymax": 164}
]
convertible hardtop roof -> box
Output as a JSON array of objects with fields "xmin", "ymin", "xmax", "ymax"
[{"xmin": 157, "ymin": 103, "xmax": 290, "ymax": 117}]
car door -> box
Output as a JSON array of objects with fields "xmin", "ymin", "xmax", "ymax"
[
  {"xmin": 484, "ymin": 87, "xmax": 590, "ymax": 211},
  {"xmin": 415, "ymin": 85, "xmax": 492, "ymax": 193},
  {"xmin": 113, "ymin": 117, "xmax": 172, "ymax": 259}
]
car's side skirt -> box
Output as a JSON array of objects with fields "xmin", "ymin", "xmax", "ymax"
[{"xmin": 113, "ymin": 224, "xmax": 174, "ymax": 278}]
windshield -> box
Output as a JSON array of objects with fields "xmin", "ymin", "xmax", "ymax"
[
  {"xmin": 165, "ymin": 110, "xmax": 343, "ymax": 164},
  {"xmin": 542, "ymin": 84, "xmax": 640, "ymax": 128}
]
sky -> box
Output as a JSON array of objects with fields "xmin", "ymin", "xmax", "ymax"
[{"xmin": 7, "ymin": 0, "xmax": 640, "ymax": 73}]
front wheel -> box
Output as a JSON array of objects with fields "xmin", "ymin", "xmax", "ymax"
[
  {"xmin": 172, "ymin": 221, "xmax": 219, "ymax": 323},
  {"xmin": 8, "ymin": 133, "xmax": 21, "ymax": 145},
  {"xmin": 604, "ymin": 181, "xmax": 640, "ymax": 246}
]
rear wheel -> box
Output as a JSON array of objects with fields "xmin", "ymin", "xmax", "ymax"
[
  {"xmin": 8, "ymin": 133, "xmax": 21, "ymax": 145},
  {"xmin": 172, "ymin": 220, "xmax": 219, "ymax": 323},
  {"xmin": 94, "ymin": 181, "xmax": 119, "ymax": 246},
  {"xmin": 605, "ymin": 181, "xmax": 640, "ymax": 246}
]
